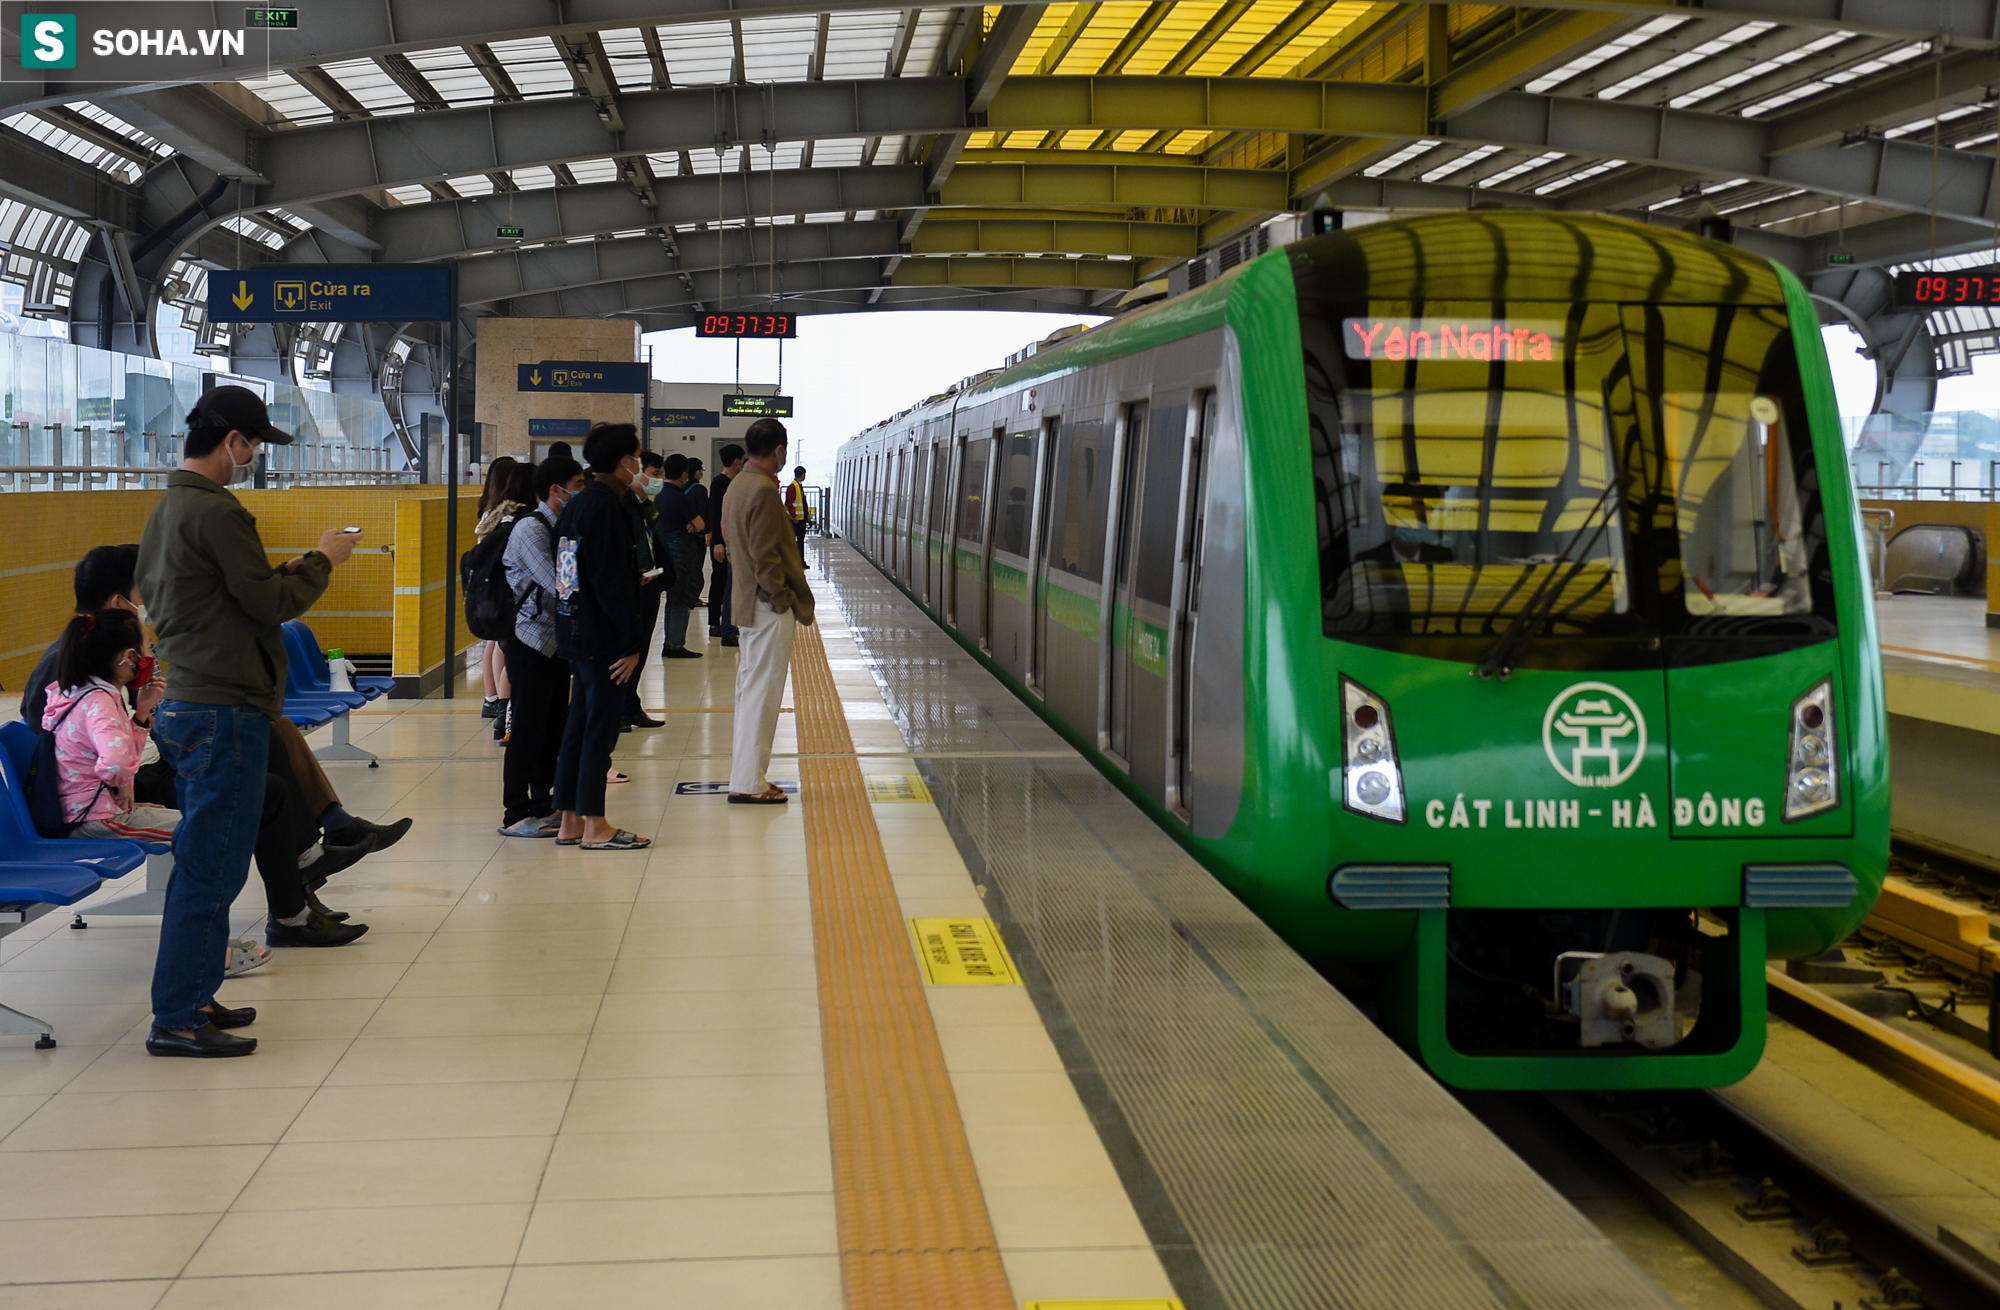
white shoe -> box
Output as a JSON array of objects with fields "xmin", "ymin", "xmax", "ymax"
[{"xmin": 224, "ymin": 937, "xmax": 271, "ymax": 977}]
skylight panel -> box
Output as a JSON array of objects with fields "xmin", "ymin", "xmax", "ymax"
[
  {"xmin": 404, "ymin": 47, "xmax": 491, "ymax": 105},
  {"xmin": 220, "ymin": 214, "xmax": 286, "ymax": 248},
  {"xmin": 3, "ymin": 115, "xmax": 127, "ymax": 180},
  {"xmin": 646, "ymin": 152, "xmax": 681, "ymax": 176},
  {"xmin": 1959, "ymin": 131, "xmax": 2000, "ymax": 149},
  {"xmin": 448, "ymin": 174, "xmax": 496, "ymax": 197},
  {"xmin": 384, "ymin": 183, "xmax": 433, "ymax": 206},
  {"xmin": 740, "ymin": 14, "xmax": 817, "ymax": 82},
  {"xmin": 567, "ymin": 158, "xmax": 619, "ymax": 185},
  {"xmin": 487, "ymin": 37, "xmax": 576, "ymax": 97},
  {"xmin": 1162, "ymin": 129, "xmax": 1212, "ymax": 154},
  {"xmin": 813, "ymin": 138, "xmax": 867, "ymax": 168},
  {"xmin": 599, "ymin": 28, "xmax": 654, "ymax": 90},
  {"xmin": 819, "ymin": 10, "xmax": 902, "ymax": 80},
  {"xmin": 236, "ymin": 71, "xmax": 332, "ymax": 125},
  {"xmin": 1420, "ymin": 144, "xmax": 1500, "ymax": 183},
  {"xmin": 1672, "ymin": 29, "xmax": 1855, "ymax": 109},
  {"xmin": 1533, "ymin": 158, "xmax": 1628, "ymax": 195},
  {"xmin": 872, "ymin": 135, "xmax": 908, "ymax": 165},
  {"xmin": 66, "ymin": 102, "xmax": 167, "ymax": 156},
  {"xmin": 686, "ymin": 146, "xmax": 741, "ymax": 175},
  {"xmin": 1478, "ymin": 151, "xmax": 1565, "ymax": 188},
  {"xmin": 1525, "ymin": 16, "xmax": 1688, "ymax": 94},
  {"xmin": 1363, "ymin": 138, "xmax": 1440, "ymax": 177},
  {"xmin": 1179, "ymin": 0, "xmax": 1297, "ymax": 76},
  {"xmin": 319, "ymin": 59, "xmax": 415, "ymax": 114},
  {"xmin": 1257, "ymin": 2, "xmax": 1382, "ymax": 78},
  {"xmin": 510, "ymin": 165, "xmax": 559, "ymax": 190},
  {"xmin": 655, "ymin": 21, "xmax": 735, "ymax": 85},
  {"xmin": 1717, "ymin": 186, "xmax": 1802, "ymax": 217},
  {"xmin": 1598, "ymin": 21, "xmax": 1772, "ymax": 100},
  {"xmin": 907, "ymin": 10, "xmax": 957, "ymax": 78},
  {"xmin": 805, "ymin": 212, "xmax": 847, "ymax": 223}
]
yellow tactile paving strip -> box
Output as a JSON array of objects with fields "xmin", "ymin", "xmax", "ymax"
[{"xmin": 790, "ymin": 618, "xmax": 1017, "ymax": 1310}]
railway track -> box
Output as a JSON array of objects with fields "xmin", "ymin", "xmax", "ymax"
[{"xmin": 1543, "ymin": 1090, "xmax": 2000, "ymax": 1310}]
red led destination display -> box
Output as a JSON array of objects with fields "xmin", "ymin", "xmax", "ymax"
[
  {"xmin": 696, "ymin": 313, "xmax": 798, "ymax": 338},
  {"xmin": 1894, "ymin": 268, "xmax": 2000, "ymax": 309}
]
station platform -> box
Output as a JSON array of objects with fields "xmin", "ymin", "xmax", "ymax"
[
  {"xmin": 1873, "ymin": 595, "xmax": 2000, "ymax": 865},
  {"xmin": 0, "ymin": 540, "xmax": 1672, "ymax": 1310}
]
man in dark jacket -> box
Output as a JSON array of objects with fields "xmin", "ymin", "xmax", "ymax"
[
  {"xmin": 135, "ymin": 385, "xmax": 358, "ymax": 1056},
  {"xmin": 620, "ymin": 452, "xmax": 673, "ymax": 728},
  {"xmin": 708, "ymin": 444, "xmax": 746, "ymax": 646},
  {"xmin": 551, "ymin": 423, "xmax": 653, "ymax": 850}
]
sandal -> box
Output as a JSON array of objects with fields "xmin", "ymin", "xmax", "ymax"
[
  {"xmin": 555, "ymin": 835, "xmax": 582, "ymax": 846},
  {"xmin": 607, "ymin": 770, "xmax": 631, "ymax": 785},
  {"xmin": 728, "ymin": 787, "xmax": 790, "ymax": 805},
  {"xmin": 224, "ymin": 938, "xmax": 271, "ymax": 977},
  {"xmin": 582, "ymin": 829, "xmax": 651, "ymax": 851}
]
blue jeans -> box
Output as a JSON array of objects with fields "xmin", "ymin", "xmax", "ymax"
[
  {"xmin": 663, "ymin": 535, "xmax": 703, "ymax": 651},
  {"xmin": 150, "ymin": 702, "xmax": 269, "ymax": 1031}
]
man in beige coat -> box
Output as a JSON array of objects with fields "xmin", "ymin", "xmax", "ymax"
[{"xmin": 722, "ymin": 418, "xmax": 815, "ymax": 802}]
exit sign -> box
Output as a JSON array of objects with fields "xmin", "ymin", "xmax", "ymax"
[
  {"xmin": 1828, "ymin": 252, "xmax": 1855, "ymax": 265},
  {"xmin": 244, "ymin": 8, "xmax": 300, "ymax": 26},
  {"xmin": 497, "ymin": 226, "xmax": 525, "ymax": 240}
]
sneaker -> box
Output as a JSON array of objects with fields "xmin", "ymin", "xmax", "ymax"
[
  {"xmin": 480, "ymin": 697, "xmax": 501, "ymax": 719},
  {"xmin": 491, "ymin": 698, "xmax": 509, "ymax": 741}
]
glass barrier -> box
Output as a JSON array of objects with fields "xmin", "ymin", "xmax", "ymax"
[
  {"xmin": 1847, "ymin": 409, "xmax": 2000, "ymax": 500},
  {"xmin": 0, "ymin": 332, "xmax": 410, "ymax": 490}
]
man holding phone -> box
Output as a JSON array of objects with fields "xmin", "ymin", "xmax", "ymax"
[{"xmin": 135, "ymin": 385, "xmax": 359, "ymax": 1057}]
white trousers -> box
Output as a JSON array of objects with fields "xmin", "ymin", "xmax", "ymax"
[{"xmin": 729, "ymin": 600, "xmax": 797, "ymax": 795}]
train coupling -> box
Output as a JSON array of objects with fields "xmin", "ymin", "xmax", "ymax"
[{"xmin": 1555, "ymin": 951, "xmax": 1679, "ymax": 1048}]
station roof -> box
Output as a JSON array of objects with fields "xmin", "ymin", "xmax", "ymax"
[{"xmin": 2, "ymin": 2, "xmax": 1998, "ymax": 356}]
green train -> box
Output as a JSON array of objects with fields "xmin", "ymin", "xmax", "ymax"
[{"xmin": 832, "ymin": 212, "xmax": 1887, "ymax": 1090}]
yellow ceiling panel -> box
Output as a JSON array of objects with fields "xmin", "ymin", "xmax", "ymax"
[
  {"xmin": 1000, "ymin": 130, "xmax": 1046, "ymax": 149},
  {"xmin": 1059, "ymin": 128, "xmax": 1104, "ymax": 149},
  {"xmin": 1008, "ymin": 4, "xmax": 1078, "ymax": 76},
  {"xmin": 1180, "ymin": 0, "xmax": 1293, "ymax": 76},
  {"xmin": 1163, "ymin": 129, "xmax": 1215, "ymax": 154},
  {"xmin": 1052, "ymin": 2, "xmax": 1160, "ymax": 74},
  {"xmin": 1118, "ymin": 2, "xmax": 1229, "ymax": 77},
  {"xmin": 1254, "ymin": 2, "xmax": 1380, "ymax": 77}
]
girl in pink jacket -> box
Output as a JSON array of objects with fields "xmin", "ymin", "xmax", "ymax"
[{"xmin": 41, "ymin": 609, "xmax": 175, "ymax": 842}]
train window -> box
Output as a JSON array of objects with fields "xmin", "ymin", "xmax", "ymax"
[
  {"xmin": 958, "ymin": 437, "xmax": 990, "ymax": 540},
  {"xmin": 994, "ymin": 430, "xmax": 1037, "ymax": 556},
  {"xmin": 1132, "ymin": 402, "xmax": 1188, "ymax": 606},
  {"xmin": 1301, "ymin": 296, "xmax": 1833, "ymax": 659},
  {"xmin": 1050, "ymin": 418, "xmax": 1108, "ymax": 579}
]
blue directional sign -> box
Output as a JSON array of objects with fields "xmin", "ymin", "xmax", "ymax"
[
  {"xmin": 207, "ymin": 265, "xmax": 453, "ymax": 322},
  {"xmin": 649, "ymin": 408, "xmax": 720, "ymax": 428},
  {"xmin": 518, "ymin": 361, "xmax": 648, "ymax": 393}
]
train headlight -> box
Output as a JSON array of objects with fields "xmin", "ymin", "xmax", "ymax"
[
  {"xmin": 1341, "ymin": 678, "xmax": 1405, "ymax": 824},
  {"xmin": 1783, "ymin": 679, "xmax": 1839, "ymax": 822}
]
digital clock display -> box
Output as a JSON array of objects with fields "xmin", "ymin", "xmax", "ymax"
[
  {"xmin": 1894, "ymin": 268, "xmax": 2000, "ymax": 309},
  {"xmin": 697, "ymin": 313, "xmax": 798, "ymax": 339}
]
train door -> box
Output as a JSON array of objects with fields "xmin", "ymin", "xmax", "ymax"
[
  {"xmin": 930, "ymin": 436, "xmax": 954, "ymax": 609},
  {"xmin": 1167, "ymin": 392, "xmax": 1215, "ymax": 818},
  {"xmin": 988, "ymin": 425, "xmax": 1039, "ymax": 678},
  {"xmin": 1025, "ymin": 417, "xmax": 1060, "ymax": 695},
  {"xmin": 965, "ymin": 429, "xmax": 998, "ymax": 649},
  {"xmin": 946, "ymin": 433, "xmax": 968, "ymax": 624},
  {"xmin": 892, "ymin": 447, "xmax": 909, "ymax": 581},
  {"xmin": 1100, "ymin": 400, "xmax": 1146, "ymax": 762}
]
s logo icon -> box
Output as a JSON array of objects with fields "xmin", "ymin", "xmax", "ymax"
[{"xmin": 21, "ymin": 14, "xmax": 76, "ymax": 69}]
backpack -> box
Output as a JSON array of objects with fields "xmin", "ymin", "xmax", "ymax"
[
  {"xmin": 461, "ymin": 514, "xmax": 525, "ymax": 641},
  {"xmin": 26, "ymin": 689, "xmax": 111, "ymax": 838}
]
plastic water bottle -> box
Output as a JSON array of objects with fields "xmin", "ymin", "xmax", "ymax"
[{"xmin": 327, "ymin": 647, "xmax": 356, "ymax": 694}]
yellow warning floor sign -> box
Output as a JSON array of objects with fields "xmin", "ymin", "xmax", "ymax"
[
  {"xmin": 1026, "ymin": 1302, "xmax": 1184, "ymax": 1309},
  {"xmin": 909, "ymin": 917, "xmax": 1020, "ymax": 985},
  {"xmin": 865, "ymin": 773, "xmax": 932, "ymax": 802}
]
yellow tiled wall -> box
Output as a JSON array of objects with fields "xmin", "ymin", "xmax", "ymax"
[
  {"xmin": 392, "ymin": 494, "xmax": 481, "ymax": 681},
  {"xmin": 0, "ymin": 486, "xmax": 477, "ymax": 699}
]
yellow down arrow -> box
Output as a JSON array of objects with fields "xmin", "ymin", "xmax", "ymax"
[
  {"xmin": 231, "ymin": 280, "xmax": 253, "ymax": 310},
  {"xmin": 529, "ymin": 368, "xmax": 542, "ymax": 385}
]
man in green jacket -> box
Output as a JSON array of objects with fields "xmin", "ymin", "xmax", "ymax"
[{"xmin": 135, "ymin": 386, "xmax": 358, "ymax": 1057}]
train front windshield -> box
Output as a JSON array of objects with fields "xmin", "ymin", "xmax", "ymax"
[{"xmin": 1305, "ymin": 299, "xmax": 1836, "ymax": 663}]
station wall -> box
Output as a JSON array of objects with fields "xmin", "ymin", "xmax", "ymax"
[{"xmin": 474, "ymin": 318, "xmax": 642, "ymax": 463}]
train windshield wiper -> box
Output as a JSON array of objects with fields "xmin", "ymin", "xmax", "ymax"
[{"xmin": 1473, "ymin": 476, "xmax": 1625, "ymax": 681}]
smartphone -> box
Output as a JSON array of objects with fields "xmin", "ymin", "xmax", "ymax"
[
  {"xmin": 640, "ymin": 567, "xmax": 664, "ymax": 582},
  {"xmin": 341, "ymin": 526, "xmax": 362, "ymax": 534}
]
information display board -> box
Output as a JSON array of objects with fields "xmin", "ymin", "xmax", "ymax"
[
  {"xmin": 722, "ymin": 394, "xmax": 794, "ymax": 418},
  {"xmin": 1893, "ymin": 267, "xmax": 2000, "ymax": 309},
  {"xmin": 697, "ymin": 313, "xmax": 798, "ymax": 338}
]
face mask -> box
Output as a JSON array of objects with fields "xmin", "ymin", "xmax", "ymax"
[
  {"xmin": 134, "ymin": 655, "xmax": 156, "ymax": 686},
  {"xmin": 645, "ymin": 477, "xmax": 664, "ymax": 495},
  {"xmin": 228, "ymin": 436, "xmax": 258, "ymax": 486}
]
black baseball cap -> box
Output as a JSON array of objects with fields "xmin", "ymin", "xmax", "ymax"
[{"xmin": 187, "ymin": 385, "xmax": 294, "ymax": 445}]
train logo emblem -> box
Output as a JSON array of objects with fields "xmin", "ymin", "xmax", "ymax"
[{"xmin": 1542, "ymin": 682, "xmax": 1646, "ymax": 788}]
